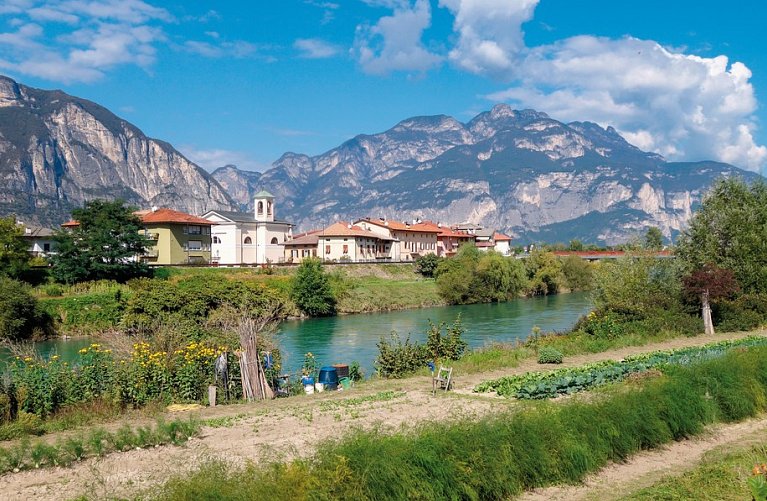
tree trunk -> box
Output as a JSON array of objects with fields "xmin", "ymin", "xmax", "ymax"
[{"xmin": 702, "ymin": 292, "xmax": 714, "ymax": 335}]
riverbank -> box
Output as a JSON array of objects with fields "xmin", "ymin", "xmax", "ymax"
[{"xmin": 1, "ymin": 328, "xmax": 765, "ymax": 500}]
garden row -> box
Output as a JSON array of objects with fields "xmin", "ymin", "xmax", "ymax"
[
  {"xmin": 151, "ymin": 344, "xmax": 767, "ymax": 500},
  {"xmin": 0, "ymin": 418, "xmax": 200, "ymax": 474},
  {"xmin": 475, "ymin": 335, "xmax": 767, "ymax": 399}
]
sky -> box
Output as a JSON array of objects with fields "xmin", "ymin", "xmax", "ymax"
[{"xmin": 0, "ymin": 0, "xmax": 766, "ymax": 175}]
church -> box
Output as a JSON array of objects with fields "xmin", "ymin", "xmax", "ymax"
[{"xmin": 202, "ymin": 191, "xmax": 293, "ymax": 265}]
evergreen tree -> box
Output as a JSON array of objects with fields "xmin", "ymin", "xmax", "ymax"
[
  {"xmin": 644, "ymin": 226, "xmax": 664, "ymax": 250},
  {"xmin": 51, "ymin": 200, "xmax": 149, "ymax": 284},
  {"xmin": 290, "ymin": 258, "xmax": 337, "ymax": 316}
]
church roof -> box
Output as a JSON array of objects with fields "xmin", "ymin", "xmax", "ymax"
[{"xmin": 254, "ymin": 190, "xmax": 274, "ymax": 198}]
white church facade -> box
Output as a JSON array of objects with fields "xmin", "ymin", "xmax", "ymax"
[{"xmin": 202, "ymin": 191, "xmax": 293, "ymax": 265}]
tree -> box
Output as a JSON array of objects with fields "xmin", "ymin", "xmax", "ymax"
[
  {"xmin": 560, "ymin": 255, "xmax": 594, "ymax": 291},
  {"xmin": 676, "ymin": 177, "xmax": 767, "ymax": 293},
  {"xmin": 291, "ymin": 258, "xmax": 336, "ymax": 316},
  {"xmin": 414, "ymin": 253, "xmax": 442, "ymax": 278},
  {"xmin": 683, "ymin": 263, "xmax": 739, "ymax": 335},
  {"xmin": 644, "ymin": 227, "xmax": 664, "ymax": 250},
  {"xmin": 0, "ymin": 216, "xmax": 29, "ymax": 279},
  {"xmin": 568, "ymin": 239, "xmax": 584, "ymax": 251},
  {"xmin": 50, "ymin": 200, "xmax": 149, "ymax": 284},
  {"xmin": 525, "ymin": 250, "xmax": 563, "ymax": 296},
  {"xmin": 0, "ymin": 277, "xmax": 53, "ymax": 340}
]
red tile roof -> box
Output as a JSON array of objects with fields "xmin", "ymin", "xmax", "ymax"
[
  {"xmin": 140, "ymin": 208, "xmax": 214, "ymax": 225},
  {"xmin": 321, "ymin": 222, "xmax": 394, "ymax": 240},
  {"xmin": 61, "ymin": 208, "xmax": 214, "ymax": 227},
  {"xmin": 358, "ymin": 218, "xmax": 442, "ymax": 233},
  {"xmin": 284, "ymin": 233, "xmax": 321, "ymax": 246},
  {"xmin": 493, "ymin": 232, "xmax": 512, "ymax": 241}
]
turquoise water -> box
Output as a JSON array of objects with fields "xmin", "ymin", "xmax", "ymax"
[
  {"xmin": 275, "ymin": 292, "xmax": 592, "ymax": 374},
  {"xmin": 2, "ymin": 292, "xmax": 592, "ymax": 375}
]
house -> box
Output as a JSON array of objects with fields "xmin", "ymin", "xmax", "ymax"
[
  {"xmin": 493, "ymin": 232, "xmax": 512, "ymax": 255},
  {"xmin": 318, "ymin": 222, "xmax": 396, "ymax": 262},
  {"xmin": 202, "ymin": 191, "xmax": 293, "ymax": 265},
  {"xmin": 60, "ymin": 208, "xmax": 215, "ymax": 265},
  {"xmin": 138, "ymin": 208, "xmax": 215, "ymax": 265},
  {"xmin": 18, "ymin": 225, "xmax": 57, "ymax": 256},
  {"xmin": 354, "ymin": 218, "xmax": 440, "ymax": 261},
  {"xmin": 437, "ymin": 226, "xmax": 476, "ymax": 257},
  {"xmin": 283, "ymin": 230, "xmax": 322, "ymax": 263}
]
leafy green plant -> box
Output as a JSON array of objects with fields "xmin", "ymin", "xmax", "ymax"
[
  {"xmin": 477, "ymin": 335, "xmax": 767, "ymax": 399},
  {"xmin": 291, "ymin": 258, "xmax": 337, "ymax": 316},
  {"xmin": 537, "ymin": 346, "xmax": 563, "ymax": 364},
  {"xmin": 375, "ymin": 332, "xmax": 427, "ymax": 378}
]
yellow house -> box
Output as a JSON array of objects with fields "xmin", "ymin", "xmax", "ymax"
[{"xmin": 137, "ymin": 208, "xmax": 215, "ymax": 265}]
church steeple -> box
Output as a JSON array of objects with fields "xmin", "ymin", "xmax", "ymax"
[{"xmin": 254, "ymin": 190, "xmax": 275, "ymax": 222}]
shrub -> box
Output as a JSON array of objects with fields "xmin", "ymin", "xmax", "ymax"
[
  {"xmin": 290, "ymin": 258, "xmax": 336, "ymax": 317},
  {"xmin": 375, "ymin": 332, "xmax": 427, "ymax": 378},
  {"xmin": 0, "ymin": 278, "xmax": 52, "ymax": 341},
  {"xmin": 425, "ymin": 316, "xmax": 467, "ymax": 363},
  {"xmin": 42, "ymin": 284, "xmax": 63, "ymax": 297},
  {"xmin": 560, "ymin": 255, "xmax": 594, "ymax": 291},
  {"xmin": 436, "ymin": 249, "xmax": 526, "ymax": 304},
  {"xmin": 414, "ymin": 254, "xmax": 441, "ymax": 278},
  {"xmin": 537, "ymin": 347, "xmax": 563, "ymax": 364}
]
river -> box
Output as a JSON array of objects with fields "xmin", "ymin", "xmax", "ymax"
[{"xmin": 3, "ymin": 292, "xmax": 592, "ymax": 375}]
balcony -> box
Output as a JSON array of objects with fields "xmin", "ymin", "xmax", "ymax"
[{"xmin": 142, "ymin": 232, "xmax": 159, "ymax": 240}]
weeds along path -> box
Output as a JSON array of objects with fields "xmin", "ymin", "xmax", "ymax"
[
  {"xmin": 520, "ymin": 415, "xmax": 767, "ymax": 501},
  {"xmin": 1, "ymin": 328, "xmax": 765, "ymax": 500}
]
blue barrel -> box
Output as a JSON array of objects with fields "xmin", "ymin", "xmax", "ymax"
[{"xmin": 318, "ymin": 366, "xmax": 339, "ymax": 390}]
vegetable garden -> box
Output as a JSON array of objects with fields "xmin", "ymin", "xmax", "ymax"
[{"xmin": 475, "ymin": 336, "xmax": 767, "ymax": 399}]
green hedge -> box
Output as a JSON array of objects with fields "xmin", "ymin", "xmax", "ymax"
[{"xmin": 155, "ymin": 345, "xmax": 767, "ymax": 500}]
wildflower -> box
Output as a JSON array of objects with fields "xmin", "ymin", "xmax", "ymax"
[{"xmin": 51, "ymin": 355, "xmax": 59, "ymax": 360}]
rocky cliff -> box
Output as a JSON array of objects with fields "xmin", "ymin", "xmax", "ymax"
[
  {"xmin": 0, "ymin": 76, "xmax": 236, "ymax": 226},
  {"xmin": 215, "ymin": 105, "xmax": 760, "ymax": 245}
]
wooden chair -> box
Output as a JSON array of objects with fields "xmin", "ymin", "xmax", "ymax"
[{"xmin": 432, "ymin": 366, "xmax": 453, "ymax": 395}]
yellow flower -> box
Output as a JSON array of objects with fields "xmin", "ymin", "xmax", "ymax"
[{"xmin": 51, "ymin": 355, "xmax": 59, "ymax": 360}]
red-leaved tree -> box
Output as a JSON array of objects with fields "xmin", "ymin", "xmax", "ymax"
[{"xmin": 683, "ymin": 263, "xmax": 740, "ymax": 335}]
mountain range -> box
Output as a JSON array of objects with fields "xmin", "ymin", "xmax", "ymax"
[
  {"xmin": 0, "ymin": 75, "xmax": 759, "ymax": 244},
  {"xmin": 212, "ymin": 106, "xmax": 759, "ymax": 244}
]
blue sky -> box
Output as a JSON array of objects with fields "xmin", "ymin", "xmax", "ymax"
[{"xmin": 1, "ymin": 0, "xmax": 765, "ymax": 175}]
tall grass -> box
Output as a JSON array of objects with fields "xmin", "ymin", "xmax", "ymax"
[{"xmin": 152, "ymin": 347, "xmax": 767, "ymax": 500}]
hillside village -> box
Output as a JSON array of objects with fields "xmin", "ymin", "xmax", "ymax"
[{"xmin": 19, "ymin": 191, "xmax": 512, "ymax": 266}]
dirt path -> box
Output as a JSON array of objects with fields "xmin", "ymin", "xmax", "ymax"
[
  {"xmin": 521, "ymin": 416, "xmax": 767, "ymax": 501},
  {"xmin": 1, "ymin": 329, "xmax": 765, "ymax": 500}
]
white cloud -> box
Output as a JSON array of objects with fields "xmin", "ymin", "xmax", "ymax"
[
  {"xmin": 179, "ymin": 146, "xmax": 268, "ymax": 172},
  {"xmin": 438, "ymin": 0, "xmax": 538, "ymax": 76},
  {"xmin": 485, "ymin": 36, "xmax": 767, "ymax": 170},
  {"xmin": 182, "ymin": 39, "xmax": 258, "ymax": 59},
  {"xmin": 354, "ymin": 0, "xmax": 442, "ymax": 75},
  {"xmin": 0, "ymin": 0, "xmax": 170, "ymax": 83},
  {"xmin": 294, "ymin": 38, "xmax": 340, "ymax": 59}
]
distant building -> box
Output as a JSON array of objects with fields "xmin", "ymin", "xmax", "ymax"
[
  {"xmin": 18, "ymin": 225, "xmax": 56, "ymax": 256},
  {"xmin": 283, "ymin": 230, "xmax": 322, "ymax": 263},
  {"xmin": 354, "ymin": 218, "xmax": 440, "ymax": 261},
  {"xmin": 493, "ymin": 232, "xmax": 512, "ymax": 255},
  {"xmin": 436, "ymin": 226, "xmax": 476, "ymax": 257},
  {"xmin": 202, "ymin": 191, "xmax": 293, "ymax": 265},
  {"xmin": 138, "ymin": 208, "xmax": 215, "ymax": 265}
]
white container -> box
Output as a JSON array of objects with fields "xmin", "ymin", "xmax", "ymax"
[
  {"xmin": 315, "ymin": 383, "xmax": 325, "ymax": 393},
  {"xmin": 303, "ymin": 384, "xmax": 315, "ymax": 395}
]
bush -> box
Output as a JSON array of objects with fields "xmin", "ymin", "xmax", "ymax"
[
  {"xmin": 42, "ymin": 284, "xmax": 63, "ymax": 297},
  {"xmin": 414, "ymin": 254, "xmax": 441, "ymax": 278},
  {"xmin": 560, "ymin": 255, "xmax": 594, "ymax": 291},
  {"xmin": 375, "ymin": 332, "xmax": 427, "ymax": 378},
  {"xmin": 435, "ymin": 248, "xmax": 526, "ymax": 304},
  {"xmin": 290, "ymin": 258, "xmax": 337, "ymax": 317},
  {"xmin": 714, "ymin": 293, "xmax": 767, "ymax": 332},
  {"xmin": 0, "ymin": 278, "xmax": 52, "ymax": 341},
  {"xmin": 537, "ymin": 346, "xmax": 563, "ymax": 364}
]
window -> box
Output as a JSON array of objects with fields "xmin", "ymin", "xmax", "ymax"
[
  {"xmin": 342, "ymin": 244, "xmax": 348, "ymax": 254},
  {"xmin": 325, "ymin": 245, "xmax": 331, "ymax": 254},
  {"xmin": 188, "ymin": 225, "xmax": 202, "ymax": 235},
  {"xmin": 267, "ymin": 201, "xmax": 272, "ymax": 215},
  {"xmin": 213, "ymin": 236, "xmax": 221, "ymax": 244},
  {"xmin": 187, "ymin": 240, "xmax": 202, "ymax": 251},
  {"xmin": 244, "ymin": 236, "xmax": 252, "ymax": 244},
  {"xmin": 257, "ymin": 201, "xmax": 264, "ymax": 215},
  {"xmin": 270, "ymin": 237, "xmax": 279, "ymax": 244},
  {"xmin": 43, "ymin": 243, "xmax": 50, "ymax": 252}
]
